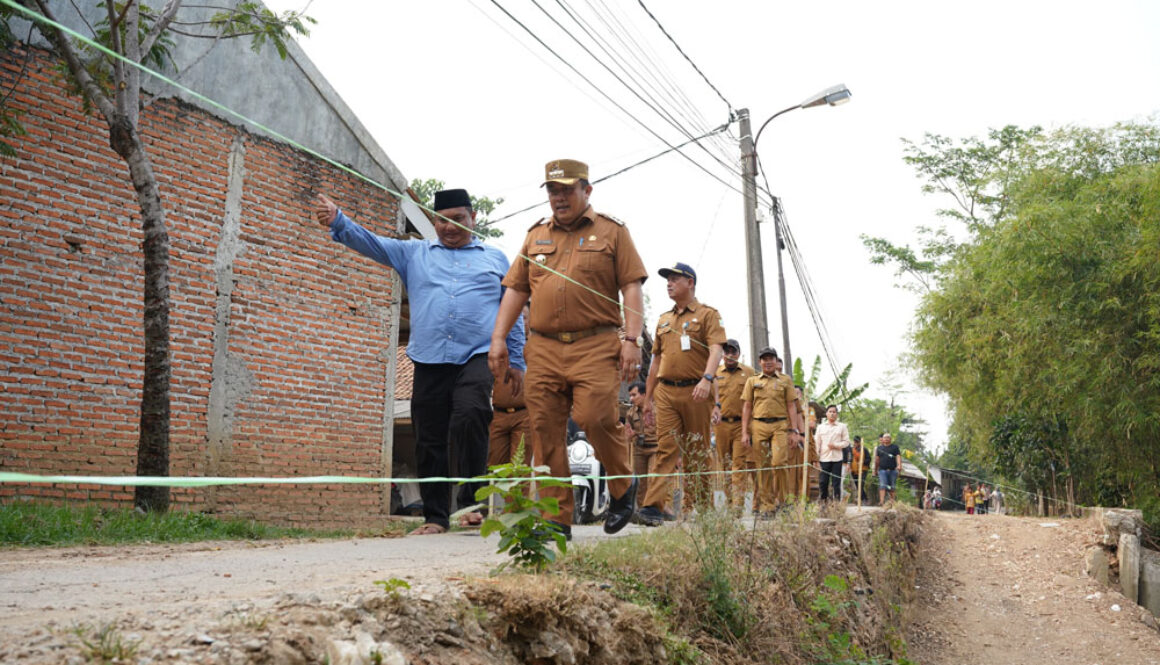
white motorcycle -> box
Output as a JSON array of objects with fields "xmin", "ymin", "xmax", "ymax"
[{"xmin": 568, "ymin": 430, "xmax": 611, "ymax": 524}]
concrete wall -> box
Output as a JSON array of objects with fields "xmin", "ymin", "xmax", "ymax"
[{"xmin": 1, "ymin": 45, "xmax": 404, "ymax": 527}]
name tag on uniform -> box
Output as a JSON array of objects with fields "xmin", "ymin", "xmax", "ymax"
[{"xmin": 680, "ymin": 334, "xmax": 691, "ymax": 351}]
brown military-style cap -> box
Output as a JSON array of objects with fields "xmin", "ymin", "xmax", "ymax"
[{"xmin": 542, "ymin": 159, "xmax": 588, "ymax": 186}]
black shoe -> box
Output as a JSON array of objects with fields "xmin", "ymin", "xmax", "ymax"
[
  {"xmin": 603, "ymin": 478, "xmax": 638, "ymax": 534},
  {"xmin": 548, "ymin": 520, "xmax": 572, "ymax": 541},
  {"xmin": 636, "ymin": 506, "xmax": 664, "ymax": 527},
  {"xmin": 662, "ymin": 510, "xmax": 677, "ymax": 522}
]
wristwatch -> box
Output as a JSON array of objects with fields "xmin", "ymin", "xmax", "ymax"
[
  {"xmin": 702, "ymin": 373, "xmax": 715, "ymax": 382},
  {"xmin": 624, "ymin": 335, "xmax": 643, "ymax": 348}
]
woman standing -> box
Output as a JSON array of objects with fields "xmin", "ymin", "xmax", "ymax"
[{"xmin": 815, "ymin": 405, "xmax": 851, "ymax": 502}]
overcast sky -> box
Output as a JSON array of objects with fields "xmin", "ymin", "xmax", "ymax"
[{"xmin": 266, "ymin": 0, "xmax": 1160, "ymax": 451}]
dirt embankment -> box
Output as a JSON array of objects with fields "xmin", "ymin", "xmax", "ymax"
[{"xmin": 1, "ymin": 510, "xmax": 1157, "ymax": 664}]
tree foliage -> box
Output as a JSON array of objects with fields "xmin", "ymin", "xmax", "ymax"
[
  {"xmin": 884, "ymin": 120, "xmax": 1160, "ymax": 521},
  {"xmin": 410, "ymin": 177, "xmax": 504, "ymax": 238},
  {"xmin": 791, "ymin": 355, "xmax": 868, "ymax": 408}
]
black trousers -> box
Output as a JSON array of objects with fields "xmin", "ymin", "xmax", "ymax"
[
  {"xmin": 819, "ymin": 460, "xmax": 844, "ymax": 501},
  {"xmin": 411, "ymin": 353, "xmax": 494, "ymax": 529},
  {"xmin": 853, "ymin": 470, "xmax": 868, "ymax": 502}
]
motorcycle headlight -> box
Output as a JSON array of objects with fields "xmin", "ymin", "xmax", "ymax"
[{"xmin": 568, "ymin": 441, "xmax": 592, "ymax": 464}]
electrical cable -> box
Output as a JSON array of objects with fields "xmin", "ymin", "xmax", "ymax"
[
  {"xmin": 635, "ymin": 0, "xmax": 733, "ymax": 113},
  {"xmin": 489, "ymin": 122, "xmax": 730, "ymax": 224},
  {"xmin": 487, "ymin": 0, "xmax": 748, "ymax": 199},
  {"xmin": 526, "ymin": 0, "xmax": 743, "ymax": 185}
]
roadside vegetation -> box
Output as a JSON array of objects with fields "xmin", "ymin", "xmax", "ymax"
[
  {"xmin": 0, "ymin": 501, "xmax": 400, "ymax": 547},
  {"xmin": 865, "ymin": 120, "xmax": 1160, "ymax": 527},
  {"xmin": 553, "ymin": 504, "xmax": 922, "ymax": 665}
]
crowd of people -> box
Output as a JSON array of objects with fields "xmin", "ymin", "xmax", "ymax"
[{"xmin": 312, "ymin": 158, "xmax": 915, "ymax": 536}]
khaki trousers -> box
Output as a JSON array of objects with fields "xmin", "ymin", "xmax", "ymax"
[
  {"xmin": 632, "ymin": 442, "xmax": 659, "ymax": 510},
  {"xmin": 524, "ymin": 332, "xmax": 631, "ymax": 526},
  {"xmin": 488, "ymin": 409, "xmax": 531, "ymax": 468},
  {"xmin": 717, "ymin": 419, "xmax": 757, "ymax": 509},
  {"xmin": 751, "ymin": 419, "xmax": 790, "ymax": 511},
  {"xmin": 643, "ymin": 382, "xmax": 713, "ymax": 512}
]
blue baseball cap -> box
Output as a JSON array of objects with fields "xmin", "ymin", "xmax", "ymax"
[{"xmin": 658, "ymin": 262, "xmax": 696, "ymax": 282}]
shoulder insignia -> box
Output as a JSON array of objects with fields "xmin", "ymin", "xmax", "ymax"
[
  {"xmin": 597, "ymin": 211, "xmax": 626, "ymax": 226},
  {"xmin": 527, "ymin": 217, "xmax": 548, "ymax": 231}
]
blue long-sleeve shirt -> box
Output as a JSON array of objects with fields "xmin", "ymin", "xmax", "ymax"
[{"xmin": 330, "ymin": 210, "xmax": 525, "ymax": 370}]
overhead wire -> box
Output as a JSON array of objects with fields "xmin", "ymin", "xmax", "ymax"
[
  {"xmin": 565, "ymin": 0, "xmax": 774, "ymax": 211},
  {"xmin": 486, "ymin": 0, "xmax": 749, "ymax": 200},
  {"xmin": 756, "ymin": 152, "xmax": 846, "ymax": 397},
  {"xmin": 554, "ymin": 0, "xmax": 714, "ymax": 143},
  {"xmin": 635, "ymin": 0, "xmax": 733, "ymax": 114},
  {"xmin": 586, "ymin": 0, "xmax": 742, "ymax": 173},
  {"xmin": 489, "ymin": 122, "xmax": 731, "ymax": 224},
  {"xmin": 527, "ymin": 0, "xmax": 740, "ymax": 183}
]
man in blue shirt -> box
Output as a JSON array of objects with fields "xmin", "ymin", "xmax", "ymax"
[{"xmin": 314, "ymin": 189, "xmax": 525, "ymax": 535}]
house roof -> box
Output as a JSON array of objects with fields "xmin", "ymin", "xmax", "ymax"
[{"xmin": 395, "ymin": 346, "xmax": 414, "ymax": 400}]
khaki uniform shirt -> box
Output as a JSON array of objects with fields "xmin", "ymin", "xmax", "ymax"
[
  {"xmin": 653, "ymin": 300, "xmax": 727, "ymax": 381},
  {"xmin": 503, "ymin": 205, "xmax": 647, "ymax": 334},
  {"xmin": 715, "ymin": 363, "xmax": 754, "ymax": 418},
  {"xmin": 626, "ymin": 404, "xmax": 657, "ymax": 446},
  {"xmin": 741, "ymin": 371, "xmax": 796, "ymax": 419},
  {"xmin": 491, "ymin": 372, "xmax": 525, "ymax": 410}
]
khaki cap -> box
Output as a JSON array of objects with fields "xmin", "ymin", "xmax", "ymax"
[{"xmin": 542, "ymin": 159, "xmax": 588, "ymax": 186}]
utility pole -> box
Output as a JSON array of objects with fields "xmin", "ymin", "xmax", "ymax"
[{"xmin": 738, "ymin": 108, "xmax": 770, "ymax": 366}]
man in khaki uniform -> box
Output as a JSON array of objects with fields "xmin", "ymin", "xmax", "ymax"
[
  {"xmin": 489, "ymin": 303, "xmax": 531, "ymax": 468},
  {"xmin": 741, "ymin": 347, "xmax": 802, "ymax": 512},
  {"xmin": 488, "ymin": 370, "xmax": 530, "ymax": 467},
  {"xmin": 637, "ymin": 262, "xmax": 725, "ymax": 526},
  {"xmin": 624, "ymin": 381, "xmax": 658, "ymax": 510},
  {"xmin": 489, "ymin": 159, "xmax": 647, "ymax": 537},
  {"xmin": 713, "ymin": 338, "xmax": 755, "ymax": 510}
]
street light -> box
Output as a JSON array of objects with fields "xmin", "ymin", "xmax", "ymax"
[{"xmin": 739, "ymin": 83, "xmax": 851, "ymax": 371}]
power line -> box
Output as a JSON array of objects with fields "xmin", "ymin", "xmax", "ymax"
[
  {"xmin": 486, "ymin": 0, "xmax": 748, "ymax": 198},
  {"xmin": 635, "ymin": 0, "xmax": 733, "ymax": 113},
  {"xmin": 527, "ymin": 0, "xmax": 750, "ymax": 190},
  {"xmin": 490, "ymin": 123, "xmax": 730, "ymax": 224},
  {"xmin": 574, "ymin": 0, "xmax": 724, "ymax": 147}
]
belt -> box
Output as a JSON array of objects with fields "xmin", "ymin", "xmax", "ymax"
[
  {"xmin": 659, "ymin": 377, "xmax": 700, "ymax": 388},
  {"xmin": 529, "ymin": 326, "xmax": 618, "ymax": 343},
  {"xmin": 754, "ymin": 416, "xmax": 787, "ymax": 423},
  {"xmin": 494, "ymin": 405, "xmax": 526, "ymax": 413},
  {"xmin": 719, "ymin": 416, "xmax": 741, "ymax": 423}
]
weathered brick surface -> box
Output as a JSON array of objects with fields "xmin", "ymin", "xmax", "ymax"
[{"xmin": 1, "ymin": 46, "xmax": 400, "ymax": 527}]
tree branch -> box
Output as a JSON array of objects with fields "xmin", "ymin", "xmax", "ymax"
[
  {"xmin": 104, "ymin": 0, "xmax": 124, "ymax": 85},
  {"xmin": 66, "ymin": 0, "xmax": 98, "ymax": 39},
  {"xmin": 141, "ymin": 0, "xmax": 183, "ymax": 58},
  {"xmin": 25, "ymin": 0, "xmax": 117, "ymax": 124}
]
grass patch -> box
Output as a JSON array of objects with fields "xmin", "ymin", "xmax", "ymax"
[
  {"xmin": 0, "ymin": 501, "xmax": 392, "ymax": 547},
  {"xmin": 560, "ymin": 504, "xmax": 922, "ymax": 665},
  {"xmin": 69, "ymin": 623, "xmax": 141, "ymax": 663}
]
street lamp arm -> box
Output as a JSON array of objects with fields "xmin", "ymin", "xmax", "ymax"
[{"xmin": 753, "ymin": 104, "xmax": 801, "ymax": 151}]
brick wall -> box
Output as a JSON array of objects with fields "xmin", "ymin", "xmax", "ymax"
[{"xmin": 0, "ymin": 46, "xmax": 402, "ymax": 527}]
